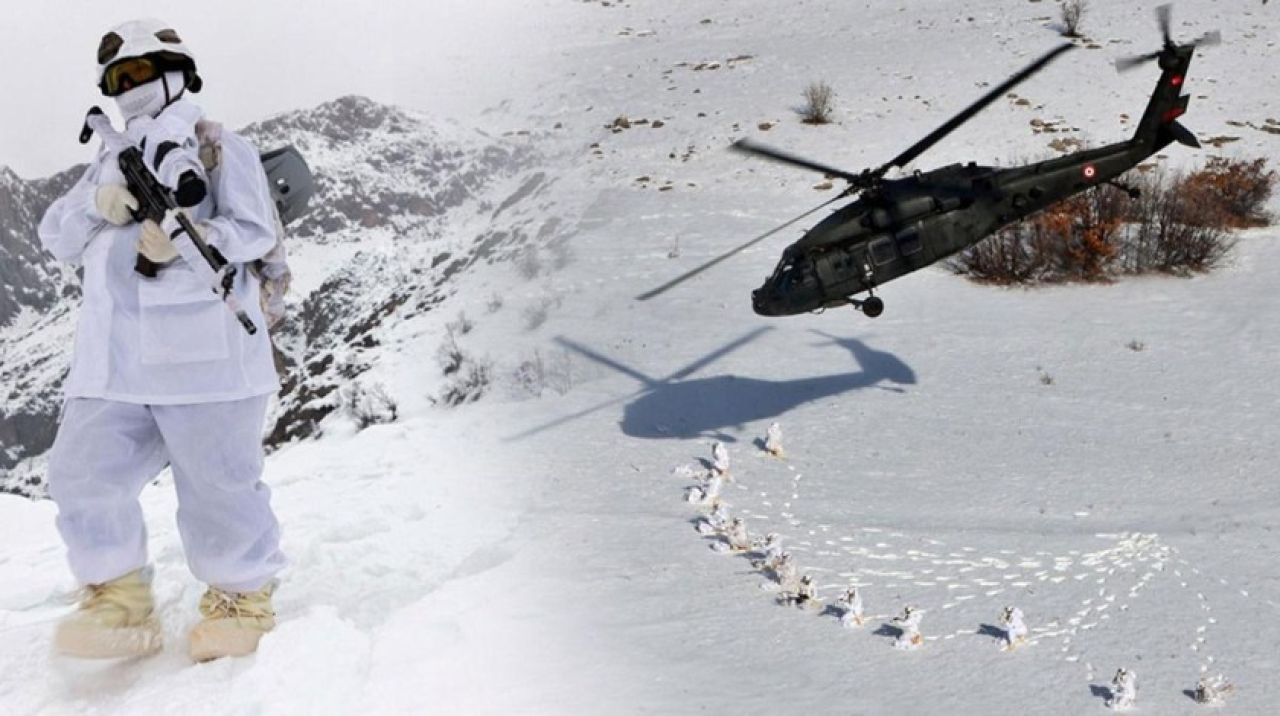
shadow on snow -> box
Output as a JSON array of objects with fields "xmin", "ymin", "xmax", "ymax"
[{"xmin": 511, "ymin": 327, "xmax": 915, "ymax": 441}]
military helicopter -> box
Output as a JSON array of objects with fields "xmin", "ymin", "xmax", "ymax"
[{"xmin": 638, "ymin": 5, "xmax": 1219, "ymax": 318}]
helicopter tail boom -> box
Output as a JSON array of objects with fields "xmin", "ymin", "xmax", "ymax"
[
  {"xmin": 1124, "ymin": 5, "xmax": 1220, "ymax": 153},
  {"xmin": 1129, "ymin": 50, "xmax": 1195, "ymax": 152}
]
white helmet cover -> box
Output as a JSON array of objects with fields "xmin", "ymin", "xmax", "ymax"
[{"xmin": 97, "ymin": 19, "xmax": 202, "ymax": 94}]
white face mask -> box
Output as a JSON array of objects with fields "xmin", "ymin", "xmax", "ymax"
[{"xmin": 114, "ymin": 70, "xmax": 186, "ymax": 122}]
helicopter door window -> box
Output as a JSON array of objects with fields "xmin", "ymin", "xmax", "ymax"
[
  {"xmin": 896, "ymin": 226, "xmax": 923, "ymax": 255},
  {"xmin": 869, "ymin": 237, "xmax": 896, "ymax": 266}
]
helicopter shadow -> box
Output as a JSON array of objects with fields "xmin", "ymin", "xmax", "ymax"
[{"xmin": 514, "ymin": 327, "xmax": 915, "ymax": 442}]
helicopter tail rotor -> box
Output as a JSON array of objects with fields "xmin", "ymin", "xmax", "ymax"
[
  {"xmin": 1157, "ymin": 3, "xmax": 1173, "ymax": 45},
  {"xmin": 1115, "ymin": 4, "xmax": 1220, "ymax": 72}
]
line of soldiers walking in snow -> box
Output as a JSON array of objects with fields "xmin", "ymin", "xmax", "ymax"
[{"xmin": 680, "ymin": 429, "xmax": 1235, "ymax": 709}]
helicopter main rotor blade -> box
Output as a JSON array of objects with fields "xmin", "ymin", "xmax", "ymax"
[
  {"xmin": 730, "ymin": 139, "xmax": 865, "ymax": 183},
  {"xmin": 635, "ymin": 195, "xmax": 844, "ymax": 302},
  {"xmin": 880, "ymin": 43, "xmax": 1075, "ymax": 174}
]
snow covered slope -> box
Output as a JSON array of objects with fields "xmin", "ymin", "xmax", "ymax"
[{"xmin": 492, "ymin": 0, "xmax": 1280, "ymax": 713}]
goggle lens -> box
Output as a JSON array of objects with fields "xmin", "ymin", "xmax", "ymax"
[{"xmin": 103, "ymin": 57, "xmax": 161, "ymax": 96}]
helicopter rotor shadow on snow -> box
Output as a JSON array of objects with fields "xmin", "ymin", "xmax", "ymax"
[{"xmin": 510, "ymin": 327, "xmax": 915, "ymax": 442}]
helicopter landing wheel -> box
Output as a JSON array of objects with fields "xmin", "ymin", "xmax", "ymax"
[{"xmin": 860, "ymin": 296, "xmax": 884, "ymax": 318}]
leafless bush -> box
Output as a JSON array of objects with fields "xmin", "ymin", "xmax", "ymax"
[
  {"xmin": 800, "ymin": 81, "xmax": 836, "ymax": 125},
  {"xmin": 446, "ymin": 311, "xmax": 474, "ymax": 336},
  {"xmin": 436, "ymin": 327, "xmax": 465, "ymax": 375},
  {"xmin": 438, "ymin": 357, "xmax": 492, "ymax": 406},
  {"xmin": 513, "ymin": 351, "xmax": 546, "ymax": 398},
  {"xmin": 339, "ymin": 380, "xmax": 398, "ymax": 429},
  {"xmin": 1177, "ymin": 156, "xmax": 1276, "ymax": 229},
  {"xmin": 511, "ymin": 349, "xmax": 575, "ymax": 398},
  {"xmin": 544, "ymin": 349, "xmax": 574, "ymax": 395},
  {"xmin": 1061, "ymin": 0, "xmax": 1088, "ymax": 38},
  {"xmin": 947, "ymin": 223, "xmax": 1049, "ymax": 283},
  {"xmin": 1119, "ymin": 166, "xmax": 1236, "ymax": 275},
  {"xmin": 951, "ymin": 156, "xmax": 1269, "ymax": 283},
  {"xmin": 949, "ymin": 185, "xmax": 1125, "ymax": 283}
]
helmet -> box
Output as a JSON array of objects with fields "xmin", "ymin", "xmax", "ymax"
[{"xmin": 97, "ymin": 19, "xmax": 202, "ymax": 96}]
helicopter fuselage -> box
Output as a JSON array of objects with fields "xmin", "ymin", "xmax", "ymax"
[{"xmin": 751, "ymin": 138, "xmax": 1160, "ymax": 316}]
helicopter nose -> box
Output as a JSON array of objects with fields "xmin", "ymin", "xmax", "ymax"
[{"xmin": 751, "ymin": 288, "xmax": 776, "ymax": 316}]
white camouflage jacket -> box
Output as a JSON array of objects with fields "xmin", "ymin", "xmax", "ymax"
[{"xmin": 38, "ymin": 100, "xmax": 279, "ymax": 405}]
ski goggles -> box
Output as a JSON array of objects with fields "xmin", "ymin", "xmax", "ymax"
[{"xmin": 101, "ymin": 56, "xmax": 163, "ymax": 96}]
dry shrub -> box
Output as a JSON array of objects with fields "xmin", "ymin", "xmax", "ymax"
[
  {"xmin": 951, "ymin": 223, "xmax": 1049, "ymax": 284},
  {"xmin": 1119, "ymin": 166, "xmax": 1234, "ymax": 275},
  {"xmin": 339, "ymin": 380, "xmax": 398, "ymax": 429},
  {"xmin": 800, "ymin": 81, "xmax": 835, "ymax": 125},
  {"xmin": 951, "ymin": 156, "xmax": 1273, "ymax": 283},
  {"xmin": 1061, "ymin": 0, "xmax": 1088, "ymax": 38},
  {"xmin": 1177, "ymin": 157, "xmax": 1276, "ymax": 229},
  {"xmin": 950, "ymin": 186, "xmax": 1124, "ymax": 283},
  {"xmin": 511, "ymin": 348, "xmax": 574, "ymax": 398},
  {"xmin": 438, "ymin": 359, "xmax": 492, "ymax": 406},
  {"xmin": 1039, "ymin": 188, "xmax": 1126, "ymax": 281}
]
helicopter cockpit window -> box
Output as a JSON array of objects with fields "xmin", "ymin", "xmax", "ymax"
[
  {"xmin": 773, "ymin": 261, "xmax": 795, "ymax": 287},
  {"xmin": 896, "ymin": 226, "xmax": 923, "ymax": 255},
  {"xmin": 869, "ymin": 237, "xmax": 896, "ymax": 266}
]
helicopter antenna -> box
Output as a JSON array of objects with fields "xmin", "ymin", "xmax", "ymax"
[{"xmin": 635, "ymin": 195, "xmax": 844, "ymax": 301}]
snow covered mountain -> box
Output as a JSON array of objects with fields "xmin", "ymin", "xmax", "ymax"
[
  {"xmin": 0, "ymin": 167, "xmax": 79, "ymax": 326},
  {"xmin": 0, "ymin": 95, "xmax": 560, "ymax": 495}
]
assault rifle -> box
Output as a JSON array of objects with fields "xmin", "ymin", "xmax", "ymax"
[{"xmin": 79, "ymin": 106, "xmax": 257, "ymax": 336}]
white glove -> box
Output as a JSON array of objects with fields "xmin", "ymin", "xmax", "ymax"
[
  {"xmin": 94, "ymin": 183, "xmax": 139, "ymax": 226},
  {"xmin": 138, "ymin": 209, "xmax": 204, "ymax": 265}
]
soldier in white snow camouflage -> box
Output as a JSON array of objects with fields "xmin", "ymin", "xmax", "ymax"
[
  {"xmin": 1107, "ymin": 668, "xmax": 1138, "ymax": 710},
  {"xmin": 38, "ymin": 19, "xmax": 285, "ymax": 662}
]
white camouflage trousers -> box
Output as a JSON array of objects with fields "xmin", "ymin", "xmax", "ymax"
[{"xmin": 47, "ymin": 396, "xmax": 286, "ymax": 592}]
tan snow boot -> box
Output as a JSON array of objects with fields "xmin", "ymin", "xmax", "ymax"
[
  {"xmin": 54, "ymin": 568, "xmax": 163, "ymax": 659},
  {"xmin": 188, "ymin": 583, "xmax": 277, "ymax": 662}
]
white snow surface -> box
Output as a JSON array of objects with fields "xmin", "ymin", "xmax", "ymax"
[
  {"xmin": 0, "ymin": 405, "xmax": 608, "ymax": 714},
  {"xmin": 4, "ymin": 0, "xmax": 1280, "ymax": 714}
]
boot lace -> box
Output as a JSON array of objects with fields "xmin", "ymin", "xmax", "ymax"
[
  {"xmin": 77, "ymin": 581, "xmax": 125, "ymax": 612},
  {"xmin": 205, "ymin": 590, "xmax": 244, "ymax": 619},
  {"xmin": 202, "ymin": 587, "xmax": 274, "ymax": 622}
]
